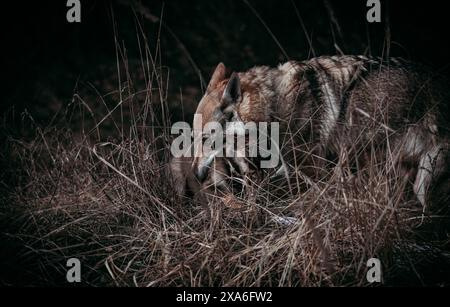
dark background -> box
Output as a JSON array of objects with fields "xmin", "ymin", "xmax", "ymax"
[{"xmin": 1, "ymin": 0, "xmax": 450, "ymax": 124}]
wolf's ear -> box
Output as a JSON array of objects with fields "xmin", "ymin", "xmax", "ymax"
[
  {"xmin": 207, "ymin": 62, "xmax": 226, "ymax": 92},
  {"xmin": 222, "ymin": 72, "xmax": 241, "ymax": 105}
]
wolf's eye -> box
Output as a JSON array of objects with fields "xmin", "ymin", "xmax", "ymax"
[
  {"xmin": 214, "ymin": 107, "xmax": 233, "ymax": 122},
  {"xmin": 221, "ymin": 104, "xmax": 234, "ymax": 114},
  {"xmin": 223, "ymin": 110, "xmax": 233, "ymax": 121}
]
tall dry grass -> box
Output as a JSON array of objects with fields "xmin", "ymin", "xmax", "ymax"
[{"xmin": 2, "ymin": 96, "xmax": 445, "ymax": 286}]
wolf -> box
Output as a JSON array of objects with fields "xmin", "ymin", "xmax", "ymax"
[{"xmin": 189, "ymin": 55, "xmax": 450, "ymax": 209}]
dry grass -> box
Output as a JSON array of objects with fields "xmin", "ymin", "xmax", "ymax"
[{"xmin": 1, "ymin": 105, "xmax": 440, "ymax": 286}]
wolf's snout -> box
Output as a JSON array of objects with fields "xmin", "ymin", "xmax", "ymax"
[
  {"xmin": 193, "ymin": 150, "xmax": 219, "ymax": 182},
  {"xmin": 194, "ymin": 161, "xmax": 208, "ymax": 182}
]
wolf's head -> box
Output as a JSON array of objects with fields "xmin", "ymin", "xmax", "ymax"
[
  {"xmin": 170, "ymin": 155, "xmax": 244, "ymax": 208},
  {"xmin": 191, "ymin": 63, "xmax": 245, "ymax": 182}
]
